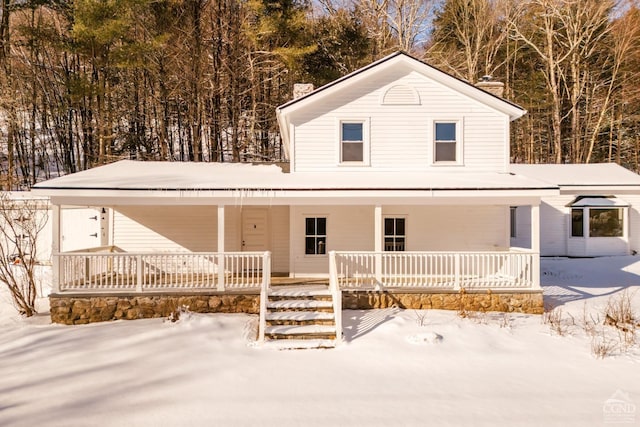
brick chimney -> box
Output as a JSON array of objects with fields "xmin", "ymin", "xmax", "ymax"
[
  {"xmin": 475, "ymin": 75, "xmax": 504, "ymax": 98},
  {"xmin": 293, "ymin": 83, "xmax": 314, "ymax": 99}
]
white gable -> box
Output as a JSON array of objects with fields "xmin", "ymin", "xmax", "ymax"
[{"xmin": 276, "ymin": 53, "xmax": 526, "ymax": 168}]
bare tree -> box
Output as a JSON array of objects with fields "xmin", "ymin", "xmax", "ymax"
[
  {"xmin": 428, "ymin": 0, "xmax": 515, "ymax": 82},
  {"xmin": 0, "ymin": 192, "xmax": 49, "ymax": 316}
]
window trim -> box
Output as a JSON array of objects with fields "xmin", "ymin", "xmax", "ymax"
[
  {"xmin": 304, "ymin": 216, "xmax": 327, "ymax": 256},
  {"xmin": 383, "ymin": 216, "xmax": 407, "ymax": 252},
  {"xmin": 432, "ymin": 119, "xmax": 463, "ymax": 165},
  {"xmin": 336, "ymin": 118, "xmax": 370, "ymax": 166}
]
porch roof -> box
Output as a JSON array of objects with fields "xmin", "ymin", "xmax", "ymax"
[
  {"xmin": 32, "ymin": 161, "xmax": 558, "ymax": 205},
  {"xmin": 510, "ymin": 163, "xmax": 640, "ymax": 188},
  {"xmin": 33, "ymin": 161, "xmax": 556, "ymax": 197}
]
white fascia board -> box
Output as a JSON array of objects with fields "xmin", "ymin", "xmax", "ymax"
[
  {"xmin": 49, "ymin": 188, "xmax": 557, "ymax": 207},
  {"xmin": 559, "ymin": 186, "xmax": 640, "ymax": 195}
]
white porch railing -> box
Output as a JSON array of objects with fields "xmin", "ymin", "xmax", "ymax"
[
  {"xmin": 330, "ymin": 250, "xmax": 538, "ymax": 290},
  {"xmin": 56, "ymin": 251, "xmax": 270, "ymax": 293}
]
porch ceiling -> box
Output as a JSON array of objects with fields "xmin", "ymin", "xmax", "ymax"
[{"xmin": 33, "ymin": 160, "xmax": 558, "ymax": 205}]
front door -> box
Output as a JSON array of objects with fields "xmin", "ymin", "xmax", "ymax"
[{"xmin": 241, "ymin": 208, "xmax": 269, "ymax": 252}]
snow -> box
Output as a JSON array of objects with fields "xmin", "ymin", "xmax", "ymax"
[
  {"xmin": 570, "ymin": 197, "xmax": 629, "ymax": 207},
  {"xmin": 32, "ymin": 160, "xmax": 553, "ymax": 193},
  {"xmin": 511, "ymin": 163, "xmax": 640, "ymax": 187},
  {"xmin": 1, "ymin": 257, "xmax": 640, "ymax": 426}
]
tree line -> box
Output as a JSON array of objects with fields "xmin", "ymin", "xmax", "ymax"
[{"xmin": 0, "ymin": 0, "xmax": 639, "ymax": 189}]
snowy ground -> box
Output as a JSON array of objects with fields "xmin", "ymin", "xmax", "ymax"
[{"xmin": 1, "ymin": 257, "xmax": 639, "ymax": 427}]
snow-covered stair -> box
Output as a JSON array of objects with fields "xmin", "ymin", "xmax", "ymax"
[{"xmin": 262, "ymin": 284, "xmax": 338, "ymax": 349}]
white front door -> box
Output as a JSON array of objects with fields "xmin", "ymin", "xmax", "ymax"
[{"xmin": 241, "ymin": 208, "xmax": 269, "ymax": 252}]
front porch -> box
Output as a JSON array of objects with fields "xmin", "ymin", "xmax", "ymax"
[
  {"xmin": 53, "ymin": 248, "xmax": 538, "ymax": 294},
  {"xmin": 49, "ymin": 248, "xmax": 544, "ymax": 332}
]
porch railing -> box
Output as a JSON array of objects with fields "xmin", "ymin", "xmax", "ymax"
[
  {"xmin": 56, "ymin": 251, "xmax": 270, "ymax": 293},
  {"xmin": 329, "ymin": 250, "xmax": 538, "ymax": 291}
]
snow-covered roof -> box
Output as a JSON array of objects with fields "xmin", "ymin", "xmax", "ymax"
[
  {"xmin": 570, "ymin": 197, "xmax": 629, "ymax": 207},
  {"xmin": 510, "ymin": 163, "xmax": 640, "ymax": 187},
  {"xmin": 32, "ymin": 160, "xmax": 555, "ymax": 194}
]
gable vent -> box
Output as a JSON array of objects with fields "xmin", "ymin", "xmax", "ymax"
[{"xmin": 382, "ymin": 85, "xmax": 420, "ymax": 105}]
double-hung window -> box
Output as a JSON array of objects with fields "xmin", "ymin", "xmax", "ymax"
[
  {"xmin": 434, "ymin": 121, "xmax": 459, "ymax": 163},
  {"xmin": 384, "ymin": 218, "xmax": 406, "ymax": 251},
  {"xmin": 341, "ymin": 122, "xmax": 364, "ymax": 162},
  {"xmin": 305, "ymin": 217, "xmax": 327, "ymax": 255}
]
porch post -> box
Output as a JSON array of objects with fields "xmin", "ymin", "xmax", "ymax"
[
  {"xmin": 217, "ymin": 205, "xmax": 225, "ymax": 291},
  {"xmin": 624, "ymin": 207, "xmax": 630, "ymax": 254},
  {"xmin": 374, "ymin": 205, "xmax": 382, "ymax": 283},
  {"xmin": 531, "ymin": 203, "xmax": 541, "ymax": 289},
  {"xmin": 51, "ymin": 204, "xmax": 61, "ymax": 294}
]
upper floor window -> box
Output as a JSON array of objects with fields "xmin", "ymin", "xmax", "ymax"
[
  {"xmin": 434, "ymin": 121, "xmax": 461, "ymax": 163},
  {"xmin": 341, "ymin": 122, "xmax": 364, "ymax": 162}
]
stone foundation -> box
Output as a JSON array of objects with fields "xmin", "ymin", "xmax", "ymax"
[
  {"xmin": 342, "ymin": 289, "xmax": 544, "ymax": 314},
  {"xmin": 50, "ymin": 289, "xmax": 543, "ymax": 325},
  {"xmin": 50, "ymin": 293, "xmax": 260, "ymax": 325}
]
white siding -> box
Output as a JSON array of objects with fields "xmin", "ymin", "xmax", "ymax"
[
  {"xmin": 539, "ymin": 197, "xmax": 572, "ymax": 256},
  {"xmin": 113, "ymin": 206, "xmax": 218, "ymax": 252},
  {"xmin": 291, "ymin": 68, "xmax": 509, "ymax": 173},
  {"xmin": 289, "ymin": 204, "xmax": 508, "ymax": 276},
  {"xmin": 531, "ymin": 194, "xmax": 637, "ymax": 257},
  {"xmin": 388, "ymin": 205, "xmax": 509, "ymax": 251},
  {"xmin": 290, "ymin": 205, "xmax": 374, "ymax": 276},
  {"xmin": 511, "ymin": 206, "xmax": 532, "ymax": 249},
  {"xmin": 622, "ymin": 195, "xmax": 640, "ymax": 254},
  {"xmin": 112, "ymin": 205, "xmax": 290, "ymax": 272},
  {"xmin": 270, "ymin": 206, "xmax": 290, "ymax": 274}
]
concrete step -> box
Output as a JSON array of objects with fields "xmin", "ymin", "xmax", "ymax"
[
  {"xmin": 266, "ymin": 311, "xmax": 334, "ymax": 322},
  {"xmin": 266, "ymin": 300, "xmax": 333, "ymax": 310},
  {"xmin": 265, "ymin": 324, "xmax": 336, "ymax": 336},
  {"xmin": 261, "ymin": 339, "xmax": 336, "ymax": 350},
  {"xmin": 270, "ymin": 288, "xmax": 332, "ymax": 298}
]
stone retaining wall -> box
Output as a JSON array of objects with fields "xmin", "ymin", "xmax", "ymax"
[
  {"xmin": 342, "ymin": 290, "xmax": 544, "ymax": 314},
  {"xmin": 50, "ymin": 289, "xmax": 544, "ymax": 325},
  {"xmin": 50, "ymin": 294, "xmax": 260, "ymax": 325}
]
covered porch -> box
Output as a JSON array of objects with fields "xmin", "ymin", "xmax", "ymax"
[{"xmin": 48, "ymin": 200, "xmax": 543, "ymax": 294}]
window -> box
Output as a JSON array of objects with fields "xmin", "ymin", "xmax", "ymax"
[
  {"xmin": 305, "ymin": 217, "xmax": 326, "ymax": 255},
  {"xmin": 384, "ymin": 218, "xmax": 405, "ymax": 251},
  {"xmin": 571, "ymin": 209, "xmax": 584, "ymax": 237},
  {"xmin": 434, "ymin": 122, "xmax": 457, "ymax": 162},
  {"xmin": 510, "ymin": 207, "xmax": 517, "ymax": 238},
  {"xmin": 341, "ymin": 122, "xmax": 364, "ymax": 162},
  {"xmin": 589, "ymin": 208, "xmax": 623, "ymax": 237},
  {"xmin": 571, "ymin": 207, "xmax": 624, "ymax": 238}
]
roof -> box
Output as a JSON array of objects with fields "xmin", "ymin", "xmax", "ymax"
[
  {"xmin": 510, "ymin": 163, "xmax": 640, "ymax": 187},
  {"xmin": 278, "ymin": 51, "xmax": 525, "ymax": 115},
  {"xmin": 276, "ymin": 51, "xmax": 526, "ymax": 160},
  {"xmin": 570, "ymin": 197, "xmax": 629, "ymax": 207},
  {"xmin": 32, "ymin": 160, "xmax": 555, "ymax": 194}
]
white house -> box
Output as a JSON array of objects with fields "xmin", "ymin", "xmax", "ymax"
[
  {"xmin": 0, "ymin": 192, "xmax": 101, "ymax": 263},
  {"xmin": 510, "ymin": 164, "xmax": 640, "ymax": 257},
  {"xmin": 34, "ymin": 51, "xmax": 618, "ymax": 346}
]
